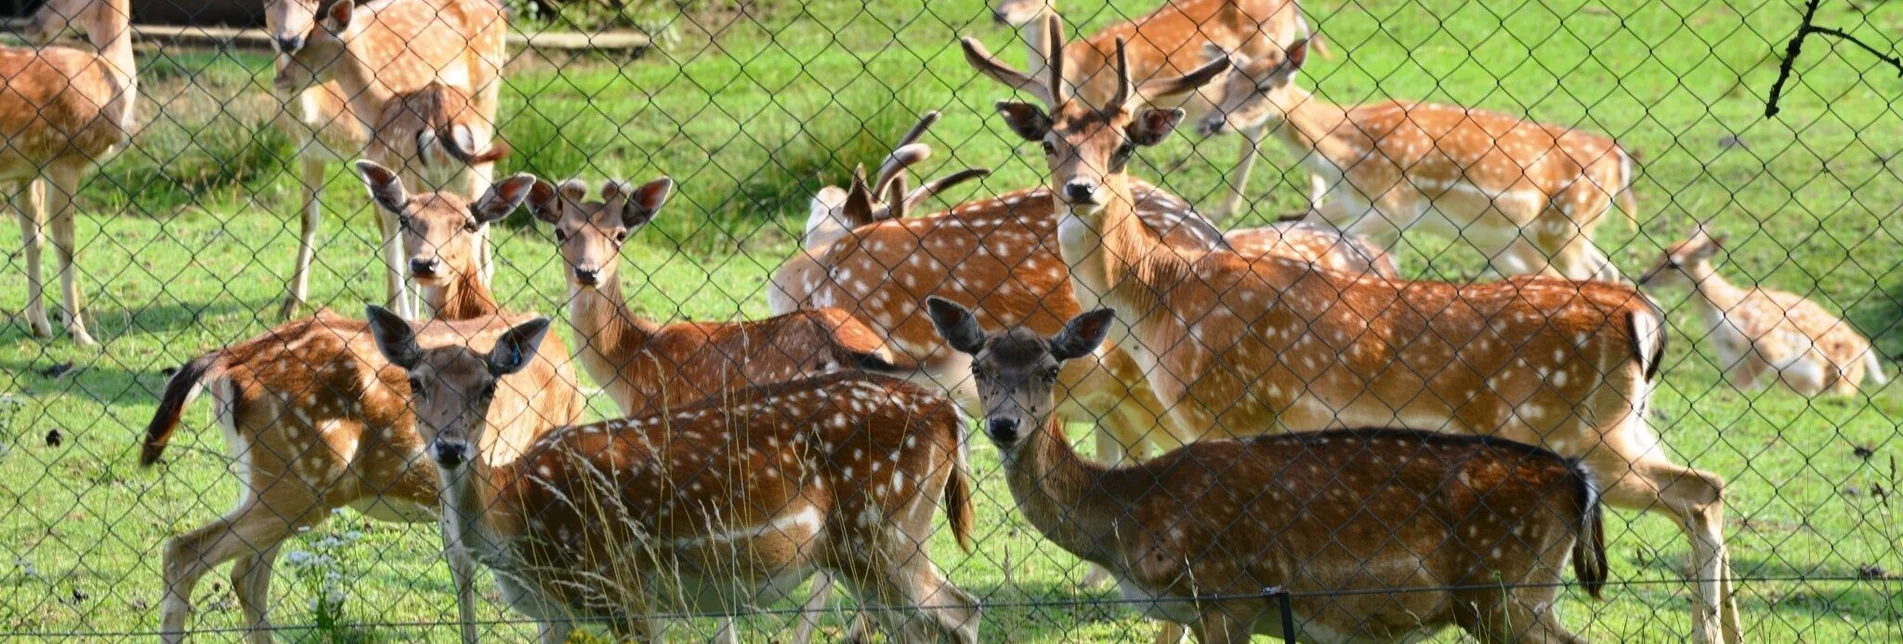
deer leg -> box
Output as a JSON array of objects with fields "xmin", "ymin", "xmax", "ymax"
[
  {"xmin": 46, "ymin": 168, "xmax": 94, "ymax": 345},
  {"xmin": 792, "ymin": 573, "xmax": 837, "ymax": 644},
  {"xmin": 1211, "ymin": 127, "xmax": 1265, "ymax": 221},
  {"xmin": 841, "ymin": 557, "xmax": 978, "ymax": 644},
  {"xmin": 1153, "ymin": 621, "xmax": 1188, "ymax": 644},
  {"xmin": 1593, "ymin": 453, "xmax": 1730, "ymax": 644},
  {"xmin": 230, "ymin": 543, "xmax": 284, "ymax": 644},
  {"xmin": 445, "ymin": 538, "xmax": 482, "ymax": 644},
  {"xmin": 13, "ymin": 179, "xmax": 51, "ymax": 338},
  {"xmin": 160, "ymin": 492, "xmax": 325, "ymax": 644},
  {"xmin": 280, "ymin": 159, "xmax": 326, "ymax": 320},
  {"xmin": 1187, "ymin": 604, "xmax": 1253, "ymax": 644}
]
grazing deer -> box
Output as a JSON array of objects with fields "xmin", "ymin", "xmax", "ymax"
[
  {"xmin": 366, "ymin": 307, "xmax": 980, "ymax": 644},
  {"xmin": 985, "ymin": 3, "xmax": 1325, "ymax": 220},
  {"xmin": 3, "ymin": 0, "xmax": 138, "ymax": 345},
  {"xmin": 802, "ymin": 111, "xmax": 993, "ymax": 251},
  {"xmin": 1640, "ymin": 223, "xmax": 1888, "ymax": 396},
  {"xmin": 275, "ymin": 0, "xmax": 508, "ymax": 319},
  {"xmin": 964, "ymin": 30, "xmax": 1740, "ymax": 642},
  {"xmin": 1200, "ymin": 40, "xmax": 1640, "ymax": 280},
  {"xmin": 930, "ymin": 298, "xmax": 1607, "ymax": 643},
  {"xmin": 139, "ymin": 174, "xmax": 576, "ymax": 644}
]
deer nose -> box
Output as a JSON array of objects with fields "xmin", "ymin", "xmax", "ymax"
[
  {"xmin": 275, "ymin": 35, "xmax": 304, "ymax": 54},
  {"xmin": 573, "ymin": 267, "xmax": 600, "ymax": 286},
  {"xmin": 991, "ymin": 9, "xmax": 1009, "ymax": 23},
  {"xmin": 986, "ymin": 417, "xmax": 1021, "ymax": 444},
  {"xmin": 409, "ymin": 257, "xmax": 440, "ymax": 278},
  {"xmin": 432, "ymin": 441, "xmax": 468, "ymax": 468},
  {"xmin": 1063, "ymin": 182, "xmax": 1099, "ymax": 203},
  {"xmin": 1200, "ymin": 115, "xmax": 1228, "ymax": 136}
]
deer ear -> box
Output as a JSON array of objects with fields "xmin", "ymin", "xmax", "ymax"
[
  {"xmin": 995, "ymin": 101, "xmax": 1052, "ymax": 142},
  {"xmin": 474, "ymin": 174, "xmax": 537, "ymax": 225},
  {"xmin": 925, "ymin": 297, "xmax": 987, "ymax": 356},
  {"xmin": 364, "ymin": 305, "xmax": 421, "ymax": 370},
  {"xmin": 528, "ymin": 180, "xmax": 563, "ymax": 224},
  {"xmin": 323, "ymin": 0, "xmax": 354, "ymax": 31},
  {"xmin": 624, "ymin": 177, "xmax": 673, "ymax": 227},
  {"xmin": 1128, "ymin": 108, "xmax": 1185, "ymax": 147},
  {"xmin": 488, "ymin": 318, "xmax": 551, "ymax": 377},
  {"xmin": 353, "ymin": 160, "xmax": 408, "ymax": 215},
  {"xmin": 1286, "ymin": 38, "xmax": 1311, "ymax": 72},
  {"xmin": 841, "ymin": 165, "xmax": 875, "ymax": 226},
  {"xmin": 1050, "ymin": 308, "xmax": 1115, "ymax": 362},
  {"xmin": 1202, "ymin": 42, "xmax": 1228, "ymax": 64}
]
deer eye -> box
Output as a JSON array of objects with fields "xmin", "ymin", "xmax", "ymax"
[
  {"xmin": 1040, "ymin": 140, "xmax": 1056, "ymax": 156},
  {"xmin": 553, "ymin": 228, "xmax": 568, "ymax": 242},
  {"xmin": 483, "ymin": 381, "xmax": 499, "ymax": 398},
  {"xmin": 614, "ymin": 229, "xmax": 629, "ymax": 244},
  {"xmin": 971, "ymin": 366, "xmax": 990, "ymax": 380},
  {"xmin": 463, "ymin": 219, "xmax": 480, "ymax": 234},
  {"xmin": 1042, "ymin": 367, "xmax": 1061, "ymax": 384},
  {"xmin": 406, "ymin": 376, "xmax": 424, "ymax": 396}
]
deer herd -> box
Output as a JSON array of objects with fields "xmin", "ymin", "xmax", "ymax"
[{"xmin": 0, "ymin": 0, "xmax": 1881, "ymax": 640}]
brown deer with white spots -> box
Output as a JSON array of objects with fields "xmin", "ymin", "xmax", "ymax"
[
  {"xmin": 930, "ymin": 298, "xmax": 1607, "ymax": 643},
  {"xmin": 983, "ymin": 3, "xmax": 1326, "ymax": 220},
  {"xmin": 366, "ymin": 307, "xmax": 980, "ymax": 644},
  {"xmin": 3, "ymin": 0, "xmax": 138, "ymax": 345},
  {"xmin": 275, "ymin": 0, "xmax": 508, "ymax": 319},
  {"xmin": 1640, "ymin": 223, "xmax": 1887, "ymax": 396},
  {"xmin": 1199, "ymin": 40, "xmax": 1639, "ymax": 280},
  {"xmin": 965, "ymin": 31, "xmax": 1739, "ymax": 642},
  {"xmin": 139, "ymin": 172, "xmax": 579, "ymax": 644},
  {"xmin": 801, "ymin": 111, "xmax": 993, "ymax": 251}
]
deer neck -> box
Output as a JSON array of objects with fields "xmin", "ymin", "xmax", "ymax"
[
  {"xmin": 423, "ymin": 269, "xmax": 500, "ymax": 322},
  {"xmin": 332, "ymin": 48, "xmax": 395, "ymax": 130},
  {"xmin": 437, "ymin": 452, "xmax": 528, "ymax": 572},
  {"xmin": 566, "ymin": 272, "xmax": 666, "ymax": 412},
  {"xmin": 1000, "ymin": 419, "xmax": 1124, "ymax": 563},
  {"xmin": 86, "ymin": 2, "xmax": 137, "ymax": 129},
  {"xmin": 1269, "ymin": 87, "xmax": 1357, "ymax": 173},
  {"xmin": 1683, "ymin": 262, "xmax": 1748, "ymax": 327},
  {"xmin": 1055, "ymin": 174, "xmax": 1187, "ymax": 340}
]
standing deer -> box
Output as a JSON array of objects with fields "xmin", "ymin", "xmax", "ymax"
[
  {"xmin": 1200, "ymin": 40, "xmax": 1640, "ymax": 280},
  {"xmin": 963, "ymin": 29, "xmax": 1739, "ymax": 642},
  {"xmin": 140, "ymin": 172, "xmax": 578, "ymax": 644},
  {"xmin": 1640, "ymin": 223, "xmax": 1888, "ymax": 395},
  {"xmin": 275, "ymin": 0, "xmax": 508, "ymax": 319},
  {"xmin": 986, "ymin": 3, "xmax": 1325, "ymax": 219},
  {"xmin": 930, "ymin": 298, "xmax": 1607, "ymax": 643},
  {"xmin": 4, "ymin": 0, "xmax": 139, "ymax": 345},
  {"xmin": 365, "ymin": 306, "xmax": 980, "ymax": 644}
]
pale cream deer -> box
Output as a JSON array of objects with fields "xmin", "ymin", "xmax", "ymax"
[
  {"xmin": 140, "ymin": 172, "xmax": 578, "ymax": 644},
  {"xmin": 366, "ymin": 307, "xmax": 980, "ymax": 644},
  {"xmin": 985, "ymin": 3, "xmax": 1326, "ymax": 219},
  {"xmin": 964, "ymin": 31, "xmax": 1739, "ymax": 642},
  {"xmin": 1640, "ymin": 223, "xmax": 1888, "ymax": 396},
  {"xmin": 1201, "ymin": 40, "xmax": 1640, "ymax": 280},
  {"xmin": 930, "ymin": 298, "xmax": 1607, "ymax": 643},
  {"xmin": 276, "ymin": 0, "xmax": 508, "ymax": 319},
  {"xmin": 4, "ymin": 0, "xmax": 139, "ymax": 345}
]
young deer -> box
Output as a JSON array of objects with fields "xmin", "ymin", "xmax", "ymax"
[
  {"xmin": 802, "ymin": 111, "xmax": 992, "ymax": 251},
  {"xmin": 964, "ymin": 33, "xmax": 1740, "ymax": 642},
  {"xmin": 4, "ymin": 0, "xmax": 139, "ymax": 345},
  {"xmin": 1640, "ymin": 223, "xmax": 1888, "ymax": 396},
  {"xmin": 366, "ymin": 308, "xmax": 980, "ymax": 644},
  {"xmin": 1200, "ymin": 41, "xmax": 1639, "ymax": 280},
  {"xmin": 984, "ymin": 4, "xmax": 1325, "ymax": 219},
  {"xmin": 139, "ymin": 174, "xmax": 577, "ymax": 644},
  {"xmin": 930, "ymin": 298, "xmax": 1607, "ymax": 643},
  {"xmin": 276, "ymin": 0, "xmax": 508, "ymax": 319}
]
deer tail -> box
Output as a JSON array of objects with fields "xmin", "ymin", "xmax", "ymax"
[
  {"xmin": 1571, "ymin": 463, "xmax": 1609, "ymax": 599},
  {"xmin": 1615, "ymin": 146, "xmax": 1641, "ymax": 230},
  {"xmin": 140, "ymin": 352, "xmax": 228, "ymax": 467},
  {"xmin": 943, "ymin": 403, "xmax": 975, "ymax": 553}
]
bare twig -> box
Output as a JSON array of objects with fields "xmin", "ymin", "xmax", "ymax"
[{"xmin": 1765, "ymin": 0, "xmax": 1903, "ymax": 117}]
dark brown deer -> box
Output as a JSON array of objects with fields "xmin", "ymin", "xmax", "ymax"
[{"xmin": 930, "ymin": 297, "xmax": 1606, "ymax": 643}]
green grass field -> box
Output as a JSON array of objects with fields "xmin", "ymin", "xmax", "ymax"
[{"xmin": 1, "ymin": 0, "xmax": 1901, "ymax": 640}]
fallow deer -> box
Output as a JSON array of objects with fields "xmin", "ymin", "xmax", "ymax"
[
  {"xmin": 139, "ymin": 173, "xmax": 577, "ymax": 644},
  {"xmin": 366, "ymin": 307, "xmax": 980, "ymax": 644},
  {"xmin": 931, "ymin": 298, "xmax": 1607, "ymax": 643},
  {"xmin": 985, "ymin": 3, "xmax": 1325, "ymax": 219},
  {"xmin": 370, "ymin": 82, "xmax": 511, "ymax": 193},
  {"xmin": 964, "ymin": 31, "xmax": 1739, "ymax": 642},
  {"xmin": 276, "ymin": 0, "xmax": 508, "ymax": 319},
  {"xmin": 802, "ymin": 111, "xmax": 992, "ymax": 251},
  {"xmin": 1640, "ymin": 223, "xmax": 1888, "ymax": 396},
  {"xmin": 1200, "ymin": 41, "xmax": 1640, "ymax": 280},
  {"xmin": 4, "ymin": 0, "xmax": 139, "ymax": 345}
]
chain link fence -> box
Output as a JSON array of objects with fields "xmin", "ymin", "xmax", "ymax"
[{"xmin": 0, "ymin": 0, "xmax": 1899, "ymax": 640}]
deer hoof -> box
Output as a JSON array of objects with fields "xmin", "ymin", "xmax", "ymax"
[{"xmin": 276, "ymin": 296, "xmax": 304, "ymax": 321}]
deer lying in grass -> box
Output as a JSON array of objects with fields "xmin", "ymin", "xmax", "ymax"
[
  {"xmin": 964, "ymin": 31, "xmax": 1740, "ymax": 642},
  {"xmin": 1200, "ymin": 40, "xmax": 1639, "ymax": 280},
  {"xmin": 1640, "ymin": 223, "xmax": 1888, "ymax": 396},
  {"xmin": 140, "ymin": 171, "xmax": 579, "ymax": 644},
  {"xmin": 366, "ymin": 307, "xmax": 980, "ymax": 644},
  {"xmin": 802, "ymin": 111, "xmax": 993, "ymax": 251},
  {"xmin": 277, "ymin": 0, "xmax": 508, "ymax": 318},
  {"xmin": 985, "ymin": 2, "xmax": 1325, "ymax": 219},
  {"xmin": 930, "ymin": 298, "xmax": 1607, "ymax": 643},
  {"xmin": 4, "ymin": 0, "xmax": 138, "ymax": 345}
]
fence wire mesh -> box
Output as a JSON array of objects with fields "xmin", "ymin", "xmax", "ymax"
[{"xmin": 0, "ymin": 0, "xmax": 1899, "ymax": 640}]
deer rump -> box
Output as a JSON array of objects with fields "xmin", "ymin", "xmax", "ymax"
[{"xmin": 1106, "ymin": 429, "xmax": 1605, "ymax": 630}]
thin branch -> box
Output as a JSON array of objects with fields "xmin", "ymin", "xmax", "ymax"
[{"xmin": 1765, "ymin": 0, "xmax": 1903, "ymax": 117}]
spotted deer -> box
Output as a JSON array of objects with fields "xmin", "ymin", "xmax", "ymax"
[
  {"xmin": 984, "ymin": 3, "xmax": 1324, "ymax": 219},
  {"xmin": 802, "ymin": 111, "xmax": 993, "ymax": 251},
  {"xmin": 1200, "ymin": 40, "xmax": 1640, "ymax": 280},
  {"xmin": 964, "ymin": 32, "xmax": 1740, "ymax": 642},
  {"xmin": 366, "ymin": 307, "xmax": 980, "ymax": 644},
  {"xmin": 139, "ymin": 173, "xmax": 576, "ymax": 644},
  {"xmin": 930, "ymin": 298, "xmax": 1607, "ymax": 643},
  {"xmin": 275, "ymin": 0, "xmax": 508, "ymax": 319},
  {"xmin": 1640, "ymin": 223, "xmax": 1888, "ymax": 396},
  {"xmin": 3, "ymin": 0, "xmax": 138, "ymax": 345}
]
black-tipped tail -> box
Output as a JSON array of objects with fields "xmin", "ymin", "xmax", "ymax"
[
  {"xmin": 1572, "ymin": 465, "xmax": 1609, "ymax": 599},
  {"xmin": 140, "ymin": 353, "xmax": 224, "ymax": 467}
]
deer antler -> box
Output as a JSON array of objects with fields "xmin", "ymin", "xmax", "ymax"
[
  {"xmin": 1114, "ymin": 37, "xmax": 1232, "ymax": 110},
  {"xmin": 882, "ymin": 173, "xmax": 910, "ymax": 221},
  {"xmin": 904, "ymin": 167, "xmax": 991, "ymax": 212},
  {"xmin": 1045, "ymin": 14, "xmax": 1066, "ymax": 105},
  {"xmin": 872, "ymin": 111, "xmax": 942, "ymax": 198},
  {"xmin": 961, "ymin": 25, "xmax": 1061, "ymax": 107}
]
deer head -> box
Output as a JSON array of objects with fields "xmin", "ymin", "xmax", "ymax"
[
  {"xmin": 1638, "ymin": 222, "xmax": 1728, "ymax": 288},
  {"xmin": 263, "ymin": 0, "xmax": 323, "ymax": 54},
  {"xmin": 273, "ymin": 0, "xmax": 355, "ymax": 95},
  {"xmin": 990, "ymin": 0, "xmax": 1055, "ymax": 26},
  {"xmin": 962, "ymin": 16, "xmax": 1229, "ymax": 214},
  {"xmin": 927, "ymin": 297, "xmax": 1114, "ymax": 446},
  {"xmin": 528, "ymin": 177, "xmax": 673, "ymax": 288},
  {"xmin": 24, "ymin": 0, "xmax": 127, "ymax": 48},
  {"xmin": 355, "ymin": 160, "xmax": 534, "ymax": 286},
  {"xmin": 366, "ymin": 305, "xmax": 552, "ymax": 469},
  {"xmin": 1198, "ymin": 39, "xmax": 1311, "ymax": 137}
]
